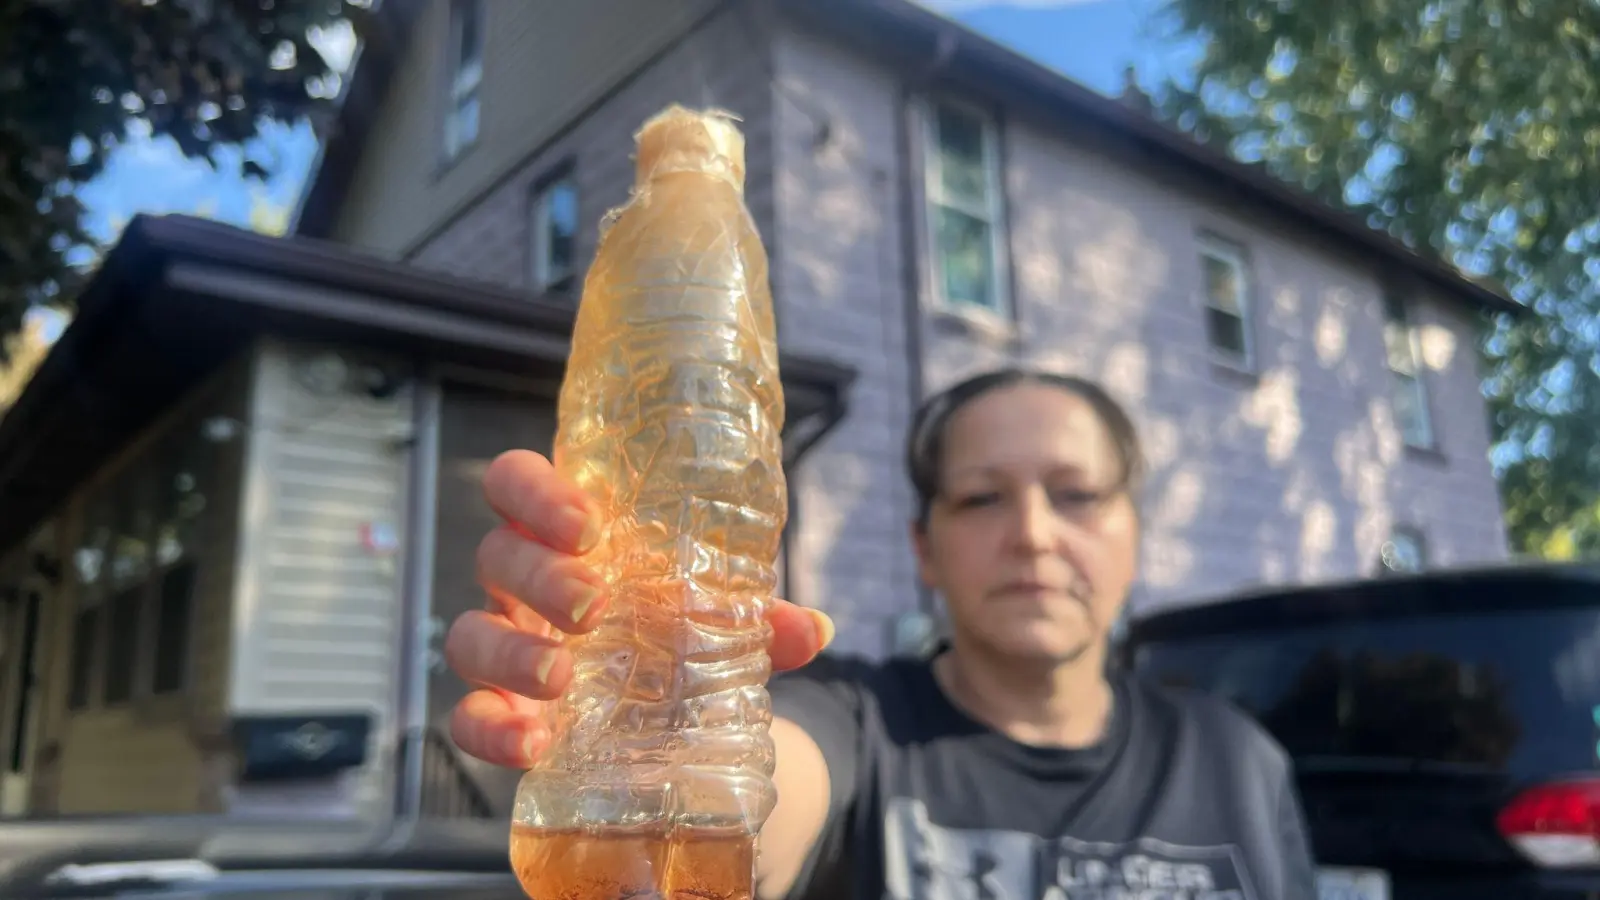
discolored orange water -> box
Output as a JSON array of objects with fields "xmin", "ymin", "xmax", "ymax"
[{"xmin": 510, "ymin": 825, "xmax": 756, "ymax": 900}]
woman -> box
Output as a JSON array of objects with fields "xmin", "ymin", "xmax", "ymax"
[{"xmin": 445, "ymin": 368, "xmax": 1319, "ymax": 900}]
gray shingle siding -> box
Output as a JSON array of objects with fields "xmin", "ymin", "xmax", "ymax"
[{"xmin": 410, "ymin": 7, "xmax": 1507, "ymax": 658}]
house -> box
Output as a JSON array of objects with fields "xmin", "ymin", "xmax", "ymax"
[
  {"xmin": 0, "ymin": 217, "xmax": 853, "ymax": 818},
  {"xmin": 0, "ymin": 0, "xmax": 1518, "ymax": 820},
  {"xmin": 298, "ymin": 0, "xmax": 1516, "ymax": 639}
]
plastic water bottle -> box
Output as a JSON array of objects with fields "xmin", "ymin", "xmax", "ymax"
[{"xmin": 509, "ymin": 105, "xmax": 786, "ymax": 900}]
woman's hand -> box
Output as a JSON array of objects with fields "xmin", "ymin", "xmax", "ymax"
[{"xmin": 444, "ymin": 448, "xmax": 836, "ymax": 769}]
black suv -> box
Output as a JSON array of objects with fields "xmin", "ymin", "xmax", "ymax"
[{"xmin": 1125, "ymin": 564, "xmax": 1600, "ymax": 900}]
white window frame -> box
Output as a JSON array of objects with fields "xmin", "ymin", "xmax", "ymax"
[
  {"xmin": 1195, "ymin": 232, "xmax": 1256, "ymax": 370},
  {"xmin": 920, "ymin": 97, "xmax": 1010, "ymax": 320},
  {"xmin": 441, "ymin": 0, "xmax": 484, "ymax": 163},
  {"xmin": 530, "ymin": 176, "xmax": 578, "ymax": 292},
  {"xmin": 1382, "ymin": 293, "xmax": 1434, "ymax": 449}
]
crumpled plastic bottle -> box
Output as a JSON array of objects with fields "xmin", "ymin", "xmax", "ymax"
[{"xmin": 509, "ymin": 104, "xmax": 786, "ymax": 900}]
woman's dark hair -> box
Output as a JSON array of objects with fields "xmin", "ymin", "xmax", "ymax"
[{"xmin": 906, "ymin": 368, "xmax": 1145, "ymax": 529}]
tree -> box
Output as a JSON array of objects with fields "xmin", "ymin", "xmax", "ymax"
[
  {"xmin": 0, "ymin": 314, "xmax": 52, "ymax": 414},
  {"xmin": 1151, "ymin": 0, "xmax": 1600, "ymax": 557},
  {"xmin": 0, "ymin": 0, "xmax": 369, "ymax": 356}
]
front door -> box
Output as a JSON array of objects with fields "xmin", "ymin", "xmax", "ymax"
[{"xmin": 428, "ymin": 379, "xmax": 557, "ymax": 816}]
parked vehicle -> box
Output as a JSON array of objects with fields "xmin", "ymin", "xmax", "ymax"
[
  {"xmin": 0, "ymin": 817, "xmax": 523, "ymax": 899},
  {"xmin": 1125, "ymin": 564, "xmax": 1600, "ymax": 900}
]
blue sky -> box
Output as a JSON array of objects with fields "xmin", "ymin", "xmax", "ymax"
[{"xmin": 40, "ymin": 0, "xmax": 1175, "ymax": 340}]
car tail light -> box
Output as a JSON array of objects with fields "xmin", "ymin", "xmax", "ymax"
[{"xmin": 1496, "ymin": 779, "xmax": 1600, "ymax": 868}]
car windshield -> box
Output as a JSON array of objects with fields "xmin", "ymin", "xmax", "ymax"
[{"xmin": 1133, "ymin": 605, "xmax": 1600, "ymax": 778}]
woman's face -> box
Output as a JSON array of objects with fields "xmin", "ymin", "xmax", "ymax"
[{"xmin": 913, "ymin": 382, "xmax": 1139, "ymax": 665}]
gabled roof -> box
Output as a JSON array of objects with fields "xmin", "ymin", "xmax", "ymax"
[
  {"xmin": 0, "ymin": 215, "xmax": 856, "ymax": 555},
  {"xmin": 295, "ymin": 0, "xmax": 1521, "ymax": 318}
]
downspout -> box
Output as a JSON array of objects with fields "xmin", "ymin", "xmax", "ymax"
[
  {"xmin": 391, "ymin": 367, "xmax": 442, "ymax": 822},
  {"xmin": 896, "ymin": 27, "xmax": 959, "ymax": 618}
]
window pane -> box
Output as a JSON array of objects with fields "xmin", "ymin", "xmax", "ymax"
[
  {"xmin": 1202, "ymin": 251, "xmax": 1244, "ymax": 315},
  {"xmin": 1135, "ymin": 601, "xmax": 1600, "ymax": 775},
  {"xmin": 1382, "ymin": 292, "xmax": 1410, "ymax": 326},
  {"xmin": 153, "ymin": 563, "xmax": 196, "ymax": 695},
  {"xmin": 546, "ymin": 181, "xmax": 578, "ymax": 282},
  {"xmin": 74, "ymin": 495, "xmax": 113, "ymax": 600},
  {"xmin": 67, "ymin": 608, "xmax": 98, "ymax": 711},
  {"xmin": 934, "ymin": 105, "xmax": 989, "ymax": 208},
  {"xmin": 935, "ymin": 204, "xmax": 996, "ymax": 310},
  {"xmin": 1384, "ymin": 320, "xmax": 1417, "ymax": 375},
  {"xmin": 1206, "ymin": 307, "xmax": 1248, "ymax": 359},
  {"xmin": 453, "ymin": 58, "xmax": 482, "ymax": 99},
  {"xmin": 102, "ymin": 585, "xmax": 142, "ymax": 705},
  {"xmin": 446, "ymin": 99, "xmax": 480, "ymax": 158},
  {"xmin": 1392, "ymin": 374, "xmax": 1433, "ymax": 447},
  {"xmin": 108, "ymin": 471, "xmax": 155, "ymax": 593},
  {"xmin": 453, "ymin": 0, "xmax": 482, "ymax": 70}
]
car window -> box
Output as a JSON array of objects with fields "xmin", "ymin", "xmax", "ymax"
[{"xmin": 1133, "ymin": 606, "xmax": 1600, "ymax": 778}]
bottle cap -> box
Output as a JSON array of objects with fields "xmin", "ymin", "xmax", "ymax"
[{"xmin": 634, "ymin": 105, "xmax": 746, "ymax": 191}]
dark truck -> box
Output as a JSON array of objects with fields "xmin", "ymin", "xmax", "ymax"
[{"xmin": 1125, "ymin": 564, "xmax": 1600, "ymax": 900}]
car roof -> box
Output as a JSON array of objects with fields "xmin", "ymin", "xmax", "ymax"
[{"xmin": 1126, "ymin": 562, "xmax": 1600, "ymax": 642}]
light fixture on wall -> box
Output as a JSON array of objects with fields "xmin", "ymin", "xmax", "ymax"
[
  {"xmin": 202, "ymin": 416, "xmax": 243, "ymax": 444},
  {"xmin": 296, "ymin": 351, "xmax": 351, "ymax": 397}
]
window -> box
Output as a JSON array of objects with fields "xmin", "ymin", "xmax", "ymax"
[
  {"xmin": 1197, "ymin": 234, "xmax": 1254, "ymax": 367},
  {"xmin": 530, "ymin": 176, "xmax": 578, "ymax": 292},
  {"xmin": 1383, "ymin": 293, "xmax": 1433, "ymax": 448},
  {"xmin": 152, "ymin": 563, "xmax": 196, "ymax": 695},
  {"xmin": 101, "ymin": 585, "xmax": 143, "ymax": 706},
  {"xmin": 66, "ymin": 608, "xmax": 98, "ymax": 712},
  {"xmin": 1380, "ymin": 525, "xmax": 1428, "ymax": 575},
  {"xmin": 64, "ymin": 414, "xmax": 211, "ymax": 713},
  {"xmin": 1134, "ymin": 600, "xmax": 1600, "ymax": 777},
  {"xmin": 923, "ymin": 100, "xmax": 1006, "ymax": 315},
  {"xmin": 442, "ymin": 0, "xmax": 484, "ymax": 162}
]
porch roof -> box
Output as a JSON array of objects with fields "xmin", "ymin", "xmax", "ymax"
[{"xmin": 0, "ymin": 214, "xmax": 858, "ymax": 555}]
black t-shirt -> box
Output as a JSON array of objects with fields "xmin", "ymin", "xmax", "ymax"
[{"xmin": 770, "ymin": 652, "xmax": 1319, "ymax": 900}]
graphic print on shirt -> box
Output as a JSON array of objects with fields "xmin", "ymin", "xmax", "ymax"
[{"xmin": 882, "ymin": 797, "xmax": 1260, "ymax": 900}]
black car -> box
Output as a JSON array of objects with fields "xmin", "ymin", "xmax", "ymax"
[
  {"xmin": 0, "ymin": 816, "xmax": 525, "ymax": 900},
  {"xmin": 1125, "ymin": 564, "xmax": 1600, "ymax": 900}
]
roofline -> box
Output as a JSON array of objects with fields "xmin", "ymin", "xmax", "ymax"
[
  {"xmin": 0, "ymin": 215, "xmax": 858, "ymax": 554},
  {"xmin": 295, "ymin": 0, "xmax": 1523, "ymax": 319}
]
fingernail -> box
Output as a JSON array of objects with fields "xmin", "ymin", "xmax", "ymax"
[
  {"xmin": 534, "ymin": 650, "xmax": 558, "ymax": 685},
  {"xmin": 558, "ymin": 504, "xmax": 600, "ymax": 554},
  {"xmin": 566, "ymin": 579, "xmax": 602, "ymax": 624},
  {"xmin": 504, "ymin": 729, "xmax": 532, "ymax": 766},
  {"xmin": 810, "ymin": 609, "xmax": 836, "ymax": 650}
]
